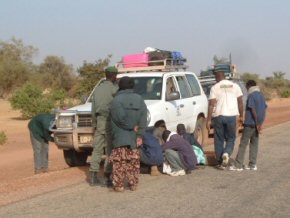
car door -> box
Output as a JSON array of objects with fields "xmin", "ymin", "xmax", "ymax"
[
  {"xmin": 164, "ymin": 76, "xmax": 184, "ymax": 130},
  {"xmin": 186, "ymin": 73, "xmax": 209, "ymax": 131},
  {"xmin": 175, "ymin": 75, "xmax": 195, "ymax": 129}
]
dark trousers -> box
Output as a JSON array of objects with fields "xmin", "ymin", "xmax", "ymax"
[
  {"xmin": 213, "ymin": 116, "xmax": 237, "ymax": 164},
  {"xmin": 235, "ymin": 126, "xmax": 259, "ymax": 168},
  {"xmin": 30, "ymin": 132, "xmax": 48, "ymax": 172}
]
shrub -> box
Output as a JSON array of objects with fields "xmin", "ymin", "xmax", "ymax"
[
  {"xmin": 0, "ymin": 131, "xmax": 7, "ymax": 145},
  {"xmin": 50, "ymin": 89, "xmax": 67, "ymax": 108},
  {"xmin": 10, "ymin": 83, "xmax": 54, "ymax": 119},
  {"xmin": 280, "ymin": 89, "xmax": 290, "ymax": 98}
]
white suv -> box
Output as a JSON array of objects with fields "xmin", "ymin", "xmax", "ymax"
[{"xmin": 51, "ymin": 70, "xmax": 208, "ymax": 167}]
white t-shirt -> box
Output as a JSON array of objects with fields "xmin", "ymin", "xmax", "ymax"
[{"xmin": 209, "ymin": 80, "xmax": 243, "ymax": 117}]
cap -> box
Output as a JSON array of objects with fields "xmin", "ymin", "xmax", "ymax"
[
  {"xmin": 105, "ymin": 66, "xmax": 118, "ymax": 74},
  {"xmin": 213, "ymin": 67, "xmax": 226, "ymax": 74}
]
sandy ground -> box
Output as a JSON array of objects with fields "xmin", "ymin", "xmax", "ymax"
[{"xmin": 0, "ymin": 98, "xmax": 290, "ymax": 206}]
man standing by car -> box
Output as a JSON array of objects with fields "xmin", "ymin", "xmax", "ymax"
[
  {"xmin": 90, "ymin": 66, "xmax": 118, "ymax": 186},
  {"xmin": 206, "ymin": 68, "xmax": 243, "ymax": 169},
  {"xmin": 229, "ymin": 80, "xmax": 267, "ymax": 171}
]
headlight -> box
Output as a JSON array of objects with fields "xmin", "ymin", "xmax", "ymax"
[
  {"xmin": 57, "ymin": 116, "xmax": 74, "ymax": 129},
  {"xmin": 147, "ymin": 109, "xmax": 151, "ymax": 126}
]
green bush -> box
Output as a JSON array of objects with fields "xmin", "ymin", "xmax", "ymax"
[
  {"xmin": 50, "ymin": 89, "xmax": 67, "ymax": 108},
  {"xmin": 9, "ymin": 83, "xmax": 66, "ymax": 119},
  {"xmin": 0, "ymin": 131, "xmax": 7, "ymax": 145},
  {"xmin": 280, "ymin": 89, "xmax": 290, "ymax": 98}
]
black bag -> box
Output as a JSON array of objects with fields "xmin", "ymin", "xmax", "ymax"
[{"xmin": 148, "ymin": 49, "xmax": 172, "ymax": 66}]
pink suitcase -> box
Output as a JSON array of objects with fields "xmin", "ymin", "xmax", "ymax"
[{"xmin": 122, "ymin": 53, "xmax": 149, "ymax": 68}]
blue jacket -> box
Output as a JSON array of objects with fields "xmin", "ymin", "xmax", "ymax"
[
  {"xmin": 244, "ymin": 90, "xmax": 267, "ymax": 126},
  {"xmin": 180, "ymin": 133, "xmax": 203, "ymax": 151},
  {"xmin": 140, "ymin": 131, "xmax": 163, "ymax": 165}
]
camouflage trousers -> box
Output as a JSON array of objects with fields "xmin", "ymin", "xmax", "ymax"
[{"xmin": 109, "ymin": 147, "xmax": 140, "ymax": 189}]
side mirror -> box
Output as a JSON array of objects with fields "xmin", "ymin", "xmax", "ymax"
[{"xmin": 166, "ymin": 91, "xmax": 180, "ymax": 101}]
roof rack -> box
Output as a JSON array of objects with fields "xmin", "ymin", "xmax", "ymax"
[
  {"xmin": 198, "ymin": 72, "xmax": 240, "ymax": 84},
  {"xmin": 116, "ymin": 59, "xmax": 188, "ymax": 73},
  {"xmin": 198, "ymin": 75, "xmax": 216, "ymax": 85}
]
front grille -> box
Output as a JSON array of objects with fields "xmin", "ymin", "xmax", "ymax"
[{"xmin": 78, "ymin": 114, "xmax": 92, "ymax": 127}]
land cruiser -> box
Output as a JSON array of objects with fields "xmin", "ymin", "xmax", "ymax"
[{"xmin": 50, "ymin": 62, "xmax": 208, "ymax": 167}]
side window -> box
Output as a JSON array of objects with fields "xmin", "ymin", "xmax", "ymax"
[
  {"xmin": 166, "ymin": 77, "xmax": 177, "ymax": 100},
  {"xmin": 176, "ymin": 76, "xmax": 191, "ymax": 98},
  {"xmin": 186, "ymin": 74, "xmax": 201, "ymax": 96}
]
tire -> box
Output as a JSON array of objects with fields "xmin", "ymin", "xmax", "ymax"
[
  {"xmin": 63, "ymin": 149, "xmax": 88, "ymax": 167},
  {"xmin": 194, "ymin": 116, "xmax": 206, "ymax": 146}
]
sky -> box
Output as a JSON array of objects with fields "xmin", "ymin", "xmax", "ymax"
[{"xmin": 1, "ymin": 0, "xmax": 290, "ymax": 78}]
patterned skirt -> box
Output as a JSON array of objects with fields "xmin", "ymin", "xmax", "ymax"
[{"xmin": 109, "ymin": 147, "xmax": 140, "ymax": 188}]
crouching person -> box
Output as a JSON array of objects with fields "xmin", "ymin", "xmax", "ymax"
[
  {"xmin": 177, "ymin": 123, "xmax": 203, "ymax": 151},
  {"xmin": 177, "ymin": 123, "xmax": 206, "ymax": 165},
  {"xmin": 162, "ymin": 130, "xmax": 197, "ymax": 176},
  {"xmin": 139, "ymin": 131, "xmax": 163, "ymax": 176},
  {"xmin": 109, "ymin": 77, "xmax": 147, "ymax": 192}
]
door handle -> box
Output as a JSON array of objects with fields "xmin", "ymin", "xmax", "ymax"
[
  {"xmin": 193, "ymin": 101, "xmax": 196, "ymax": 105},
  {"xmin": 179, "ymin": 104, "xmax": 184, "ymax": 108}
]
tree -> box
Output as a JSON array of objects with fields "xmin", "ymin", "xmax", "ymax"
[
  {"xmin": 0, "ymin": 38, "xmax": 37, "ymax": 97},
  {"xmin": 273, "ymin": 71, "xmax": 286, "ymax": 80},
  {"xmin": 213, "ymin": 55, "xmax": 229, "ymax": 65},
  {"xmin": 38, "ymin": 55, "xmax": 75, "ymax": 92},
  {"xmin": 76, "ymin": 56, "xmax": 111, "ymax": 98},
  {"xmin": 240, "ymin": 72, "xmax": 260, "ymax": 83}
]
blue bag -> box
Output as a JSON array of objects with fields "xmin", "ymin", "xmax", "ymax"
[{"xmin": 171, "ymin": 51, "xmax": 186, "ymax": 65}]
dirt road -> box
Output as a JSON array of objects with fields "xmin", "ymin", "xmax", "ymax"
[
  {"xmin": 0, "ymin": 98, "xmax": 290, "ymax": 207},
  {"xmin": 1, "ymin": 121, "xmax": 290, "ymax": 217}
]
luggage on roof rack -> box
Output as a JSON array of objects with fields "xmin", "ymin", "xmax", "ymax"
[
  {"xmin": 122, "ymin": 53, "xmax": 149, "ymax": 68},
  {"xmin": 147, "ymin": 50, "xmax": 172, "ymax": 66},
  {"xmin": 116, "ymin": 58, "xmax": 188, "ymax": 73},
  {"xmin": 117, "ymin": 48, "xmax": 187, "ymax": 73}
]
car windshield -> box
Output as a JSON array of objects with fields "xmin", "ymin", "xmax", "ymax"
[
  {"xmin": 132, "ymin": 77, "xmax": 163, "ymax": 100},
  {"xmin": 88, "ymin": 76, "xmax": 163, "ymax": 102}
]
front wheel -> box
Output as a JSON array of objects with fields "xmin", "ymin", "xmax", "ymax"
[
  {"xmin": 63, "ymin": 149, "xmax": 88, "ymax": 167},
  {"xmin": 194, "ymin": 117, "xmax": 206, "ymax": 146}
]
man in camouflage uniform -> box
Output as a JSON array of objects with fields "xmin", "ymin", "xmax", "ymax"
[
  {"xmin": 110, "ymin": 76, "xmax": 147, "ymax": 192},
  {"xmin": 90, "ymin": 66, "xmax": 118, "ymax": 186}
]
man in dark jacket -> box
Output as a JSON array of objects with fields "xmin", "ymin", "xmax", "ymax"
[
  {"xmin": 139, "ymin": 131, "xmax": 163, "ymax": 176},
  {"xmin": 229, "ymin": 80, "xmax": 267, "ymax": 171},
  {"xmin": 110, "ymin": 76, "xmax": 147, "ymax": 192},
  {"xmin": 177, "ymin": 123, "xmax": 203, "ymax": 151},
  {"xmin": 90, "ymin": 66, "xmax": 118, "ymax": 186},
  {"xmin": 162, "ymin": 130, "xmax": 197, "ymax": 176},
  {"xmin": 28, "ymin": 113, "xmax": 55, "ymax": 174}
]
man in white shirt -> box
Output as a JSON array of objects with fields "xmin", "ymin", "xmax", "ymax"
[{"xmin": 206, "ymin": 69, "xmax": 243, "ymax": 169}]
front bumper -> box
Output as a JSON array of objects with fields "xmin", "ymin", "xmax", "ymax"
[{"xmin": 52, "ymin": 127, "xmax": 94, "ymax": 151}]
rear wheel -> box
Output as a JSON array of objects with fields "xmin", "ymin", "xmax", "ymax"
[
  {"xmin": 194, "ymin": 116, "xmax": 206, "ymax": 146},
  {"xmin": 63, "ymin": 149, "xmax": 88, "ymax": 167}
]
